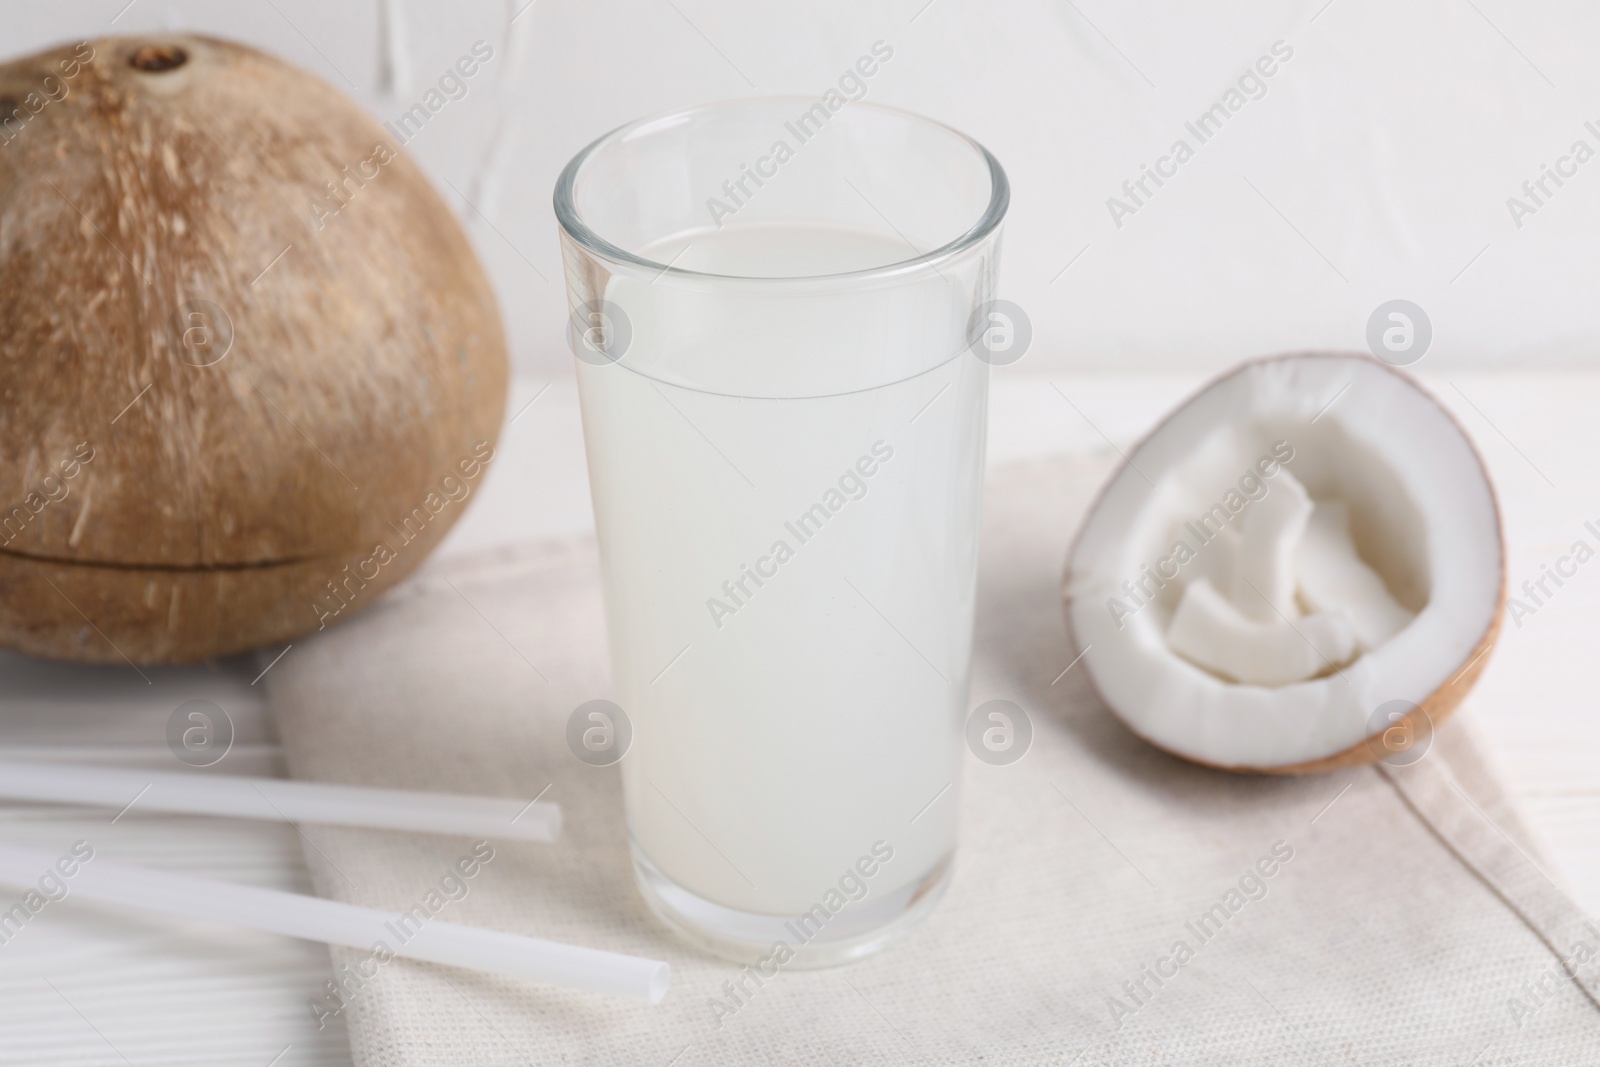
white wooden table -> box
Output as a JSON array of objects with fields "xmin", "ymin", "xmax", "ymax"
[{"xmin": 2, "ymin": 369, "xmax": 1595, "ymax": 1065}]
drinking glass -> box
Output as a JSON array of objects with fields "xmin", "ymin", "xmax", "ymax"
[{"xmin": 554, "ymin": 98, "xmax": 1008, "ymax": 966}]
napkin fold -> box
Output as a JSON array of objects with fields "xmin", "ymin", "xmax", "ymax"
[{"xmin": 268, "ymin": 454, "xmax": 1600, "ymax": 1066}]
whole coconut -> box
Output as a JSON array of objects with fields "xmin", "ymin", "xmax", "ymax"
[{"xmin": 0, "ymin": 36, "xmax": 508, "ymax": 663}]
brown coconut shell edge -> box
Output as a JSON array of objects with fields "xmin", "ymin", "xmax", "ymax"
[{"xmin": 0, "ymin": 507, "xmax": 465, "ymax": 665}]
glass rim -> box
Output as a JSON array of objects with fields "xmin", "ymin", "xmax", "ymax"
[{"xmin": 552, "ymin": 97, "xmax": 1010, "ymax": 286}]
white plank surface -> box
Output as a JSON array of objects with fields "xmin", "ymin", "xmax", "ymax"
[
  {"xmin": 0, "ymin": 659, "xmax": 349, "ymax": 1066},
  {"xmin": 1, "ymin": 369, "xmax": 1595, "ymax": 1064}
]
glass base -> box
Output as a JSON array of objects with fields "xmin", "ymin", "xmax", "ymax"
[{"xmin": 631, "ymin": 841, "xmax": 954, "ymax": 969}]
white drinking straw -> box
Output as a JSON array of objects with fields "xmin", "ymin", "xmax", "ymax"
[
  {"xmin": 0, "ymin": 760, "xmax": 560, "ymax": 843},
  {"xmin": 0, "ymin": 843, "xmax": 669, "ymax": 1003}
]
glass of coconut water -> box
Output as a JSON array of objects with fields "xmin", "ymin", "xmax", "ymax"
[{"xmin": 554, "ymin": 98, "xmax": 1008, "ymax": 966}]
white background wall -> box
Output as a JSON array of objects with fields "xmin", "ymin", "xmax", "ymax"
[{"xmin": 12, "ymin": 0, "xmax": 1600, "ymax": 375}]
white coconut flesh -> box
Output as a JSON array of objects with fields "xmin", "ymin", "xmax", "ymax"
[{"xmin": 1064, "ymin": 354, "xmax": 1503, "ymax": 770}]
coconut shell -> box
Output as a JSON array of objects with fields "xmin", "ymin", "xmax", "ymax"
[
  {"xmin": 0, "ymin": 36, "xmax": 508, "ymax": 663},
  {"xmin": 1060, "ymin": 352, "xmax": 1505, "ymax": 775}
]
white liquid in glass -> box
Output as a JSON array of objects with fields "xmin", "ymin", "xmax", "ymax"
[{"xmin": 576, "ymin": 222, "xmax": 987, "ymax": 917}]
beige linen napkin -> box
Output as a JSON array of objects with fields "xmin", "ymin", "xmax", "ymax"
[{"xmin": 268, "ymin": 455, "xmax": 1600, "ymax": 1065}]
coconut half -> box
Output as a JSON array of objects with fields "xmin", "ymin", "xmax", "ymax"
[{"xmin": 1062, "ymin": 352, "xmax": 1504, "ymax": 773}]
